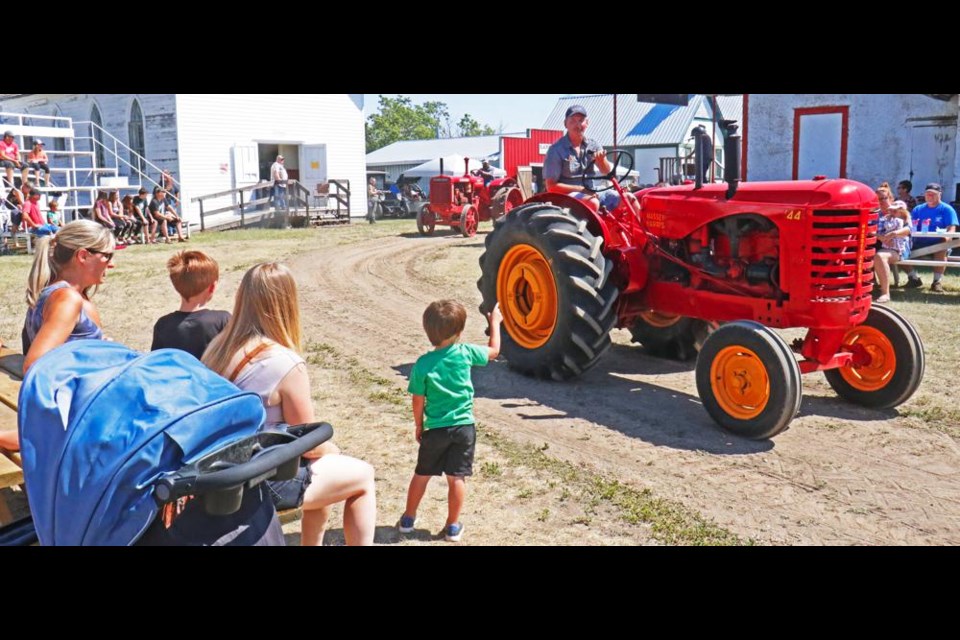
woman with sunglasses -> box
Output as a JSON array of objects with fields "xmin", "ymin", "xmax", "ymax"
[{"xmin": 0, "ymin": 220, "xmax": 115, "ymax": 452}]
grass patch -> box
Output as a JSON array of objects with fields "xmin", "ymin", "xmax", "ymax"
[{"xmin": 480, "ymin": 428, "xmax": 744, "ymax": 546}]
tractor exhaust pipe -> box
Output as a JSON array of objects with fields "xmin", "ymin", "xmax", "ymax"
[
  {"xmin": 722, "ymin": 121, "xmax": 741, "ymax": 200},
  {"xmin": 693, "ymin": 125, "xmax": 707, "ymax": 190},
  {"xmin": 464, "ymin": 157, "xmax": 471, "ymax": 176},
  {"xmin": 440, "ymin": 158, "xmax": 444, "ymax": 175}
]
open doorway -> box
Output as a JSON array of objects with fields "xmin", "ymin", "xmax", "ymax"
[{"xmin": 258, "ymin": 143, "xmax": 301, "ymax": 181}]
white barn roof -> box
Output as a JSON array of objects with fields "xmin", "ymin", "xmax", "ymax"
[{"xmin": 366, "ymin": 133, "xmax": 522, "ymax": 166}]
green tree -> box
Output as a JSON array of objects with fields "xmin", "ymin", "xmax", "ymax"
[
  {"xmin": 365, "ymin": 96, "xmax": 450, "ymax": 152},
  {"xmin": 365, "ymin": 96, "xmax": 499, "ymax": 151},
  {"xmin": 457, "ymin": 114, "xmax": 496, "ymax": 137}
]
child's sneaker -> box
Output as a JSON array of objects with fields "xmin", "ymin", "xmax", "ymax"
[
  {"xmin": 444, "ymin": 522, "xmax": 464, "ymax": 542},
  {"xmin": 397, "ymin": 514, "xmax": 416, "ymax": 533}
]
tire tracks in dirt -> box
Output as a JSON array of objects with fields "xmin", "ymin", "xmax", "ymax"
[{"xmin": 290, "ymin": 231, "xmax": 960, "ymax": 545}]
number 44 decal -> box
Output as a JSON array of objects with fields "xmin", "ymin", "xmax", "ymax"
[{"xmin": 785, "ymin": 209, "xmax": 803, "ymax": 221}]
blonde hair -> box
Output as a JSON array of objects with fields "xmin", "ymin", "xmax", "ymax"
[
  {"xmin": 167, "ymin": 250, "xmax": 220, "ymax": 299},
  {"xmin": 201, "ymin": 262, "xmax": 302, "ymax": 375},
  {"xmin": 25, "ymin": 219, "xmax": 115, "ymax": 307}
]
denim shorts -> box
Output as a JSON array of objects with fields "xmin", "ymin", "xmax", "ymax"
[
  {"xmin": 572, "ymin": 190, "xmax": 621, "ymax": 211},
  {"xmin": 266, "ymin": 462, "xmax": 312, "ymax": 510},
  {"xmin": 415, "ymin": 424, "xmax": 476, "ymax": 477}
]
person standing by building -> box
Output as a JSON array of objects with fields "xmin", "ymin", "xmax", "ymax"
[{"xmin": 270, "ymin": 155, "xmax": 288, "ymax": 211}]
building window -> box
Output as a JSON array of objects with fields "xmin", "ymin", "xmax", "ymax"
[
  {"xmin": 91, "ymin": 104, "xmax": 106, "ymax": 169},
  {"xmin": 128, "ymin": 99, "xmax": 145, "ymax": 174}
]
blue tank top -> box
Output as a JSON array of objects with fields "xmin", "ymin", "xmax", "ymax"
[{"xmin": 24, "ymin": 281, "xmax": 103, "ymax": 352}]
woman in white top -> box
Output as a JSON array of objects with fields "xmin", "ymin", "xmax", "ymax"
[{"xmin": 202, "ymin": 262, "xmax": 377, "ymax": 546}]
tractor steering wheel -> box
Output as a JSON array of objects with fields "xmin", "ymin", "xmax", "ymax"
[{"xmin": 580, "ymin": 149, "xmax": 635, "ymax": 194}]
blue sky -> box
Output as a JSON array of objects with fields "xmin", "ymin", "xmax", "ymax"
[{"xmin": 362, "ymin": 94, "xmax": 566, "ymax": 134}]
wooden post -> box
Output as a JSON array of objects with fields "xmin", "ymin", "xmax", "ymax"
[
  {"xmin": 199, "ymin": 199, "xmax": 205, "ymax": 232},
  {"xmin": 239, "ymin": 190, "xmax": 245, "ymax": 228}
]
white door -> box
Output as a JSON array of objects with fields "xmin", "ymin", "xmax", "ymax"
[
  {"xmin": 232, "ymin": 144, "xmax": 260, "ymax": 189},
  {"xmin": 796, "ymin": 112, "xmax": 843, "ymax": 180},
  {"xmin": 910, "ymin": 122, "xmax": 955, "ymax": 197},
  {"xmin": 299, "ymin": 144, "xmax": 328, "ymax": 199}
]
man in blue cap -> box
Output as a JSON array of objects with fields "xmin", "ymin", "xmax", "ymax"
[
  {"xmin": 543, "ymin": 104, "xmax": 637, "ymax": 212},
  {"xmin": 902, "ymin": 182, "xmax": 958, "ymax": 292}
]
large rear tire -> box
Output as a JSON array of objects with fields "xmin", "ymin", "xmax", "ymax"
[
  {"xmin": 629, "ymin": 311, "xmax": 711, "ymax": 361},
  {"xmin": 477, "ymin": 203, "xmax": 619, "ymax": 380},
  {"xmin": 696, "ymin": 321, "xmax": 802, "ymax": 439},
  {"xmin": 824, "ymin": 305, "xmax": 924, "ymax": 408}
]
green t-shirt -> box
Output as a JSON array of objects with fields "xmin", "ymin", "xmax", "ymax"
[{"xmin": 407, "ymin": 343, "xmax": 489, "ymax": 430}]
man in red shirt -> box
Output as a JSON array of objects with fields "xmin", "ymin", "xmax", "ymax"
[{"xmin": 22, "ymin": 191, "xmax": 57, "ymax": 236}]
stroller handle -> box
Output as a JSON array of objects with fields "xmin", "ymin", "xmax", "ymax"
[{"xmin": 154, "ymin": 422, "xmax": 333, "ymax": 503}]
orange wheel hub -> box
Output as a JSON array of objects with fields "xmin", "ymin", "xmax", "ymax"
[
  {"xmin": 710, "ymin": 345, "xmax": 770, "ymax": 419},
  {"xmin": 638, "ymin": 310, "xmax": 683, "ymax": 328},
  {"xmin": 838, "ymin": 325, "xmax": 897, "ymax": 391},
  {"xmin": 497, "ymin": 244, "xmax": 558, "ymax": 349}
]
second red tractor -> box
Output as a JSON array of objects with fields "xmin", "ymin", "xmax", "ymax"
[{"xmin": 417, "ymin": 158, "xmax": 525, "ymax": 237}]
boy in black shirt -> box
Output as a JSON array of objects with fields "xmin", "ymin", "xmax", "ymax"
[{"xmin": 152, "ymin": 251, "xmax": 231, "ymax": 360}]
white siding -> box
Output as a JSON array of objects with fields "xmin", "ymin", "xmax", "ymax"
[
  {"xmin": 174, "ymin": 94, "xmax": 366, "ymax": 223},
  {"xmin": 747, "ymin": 94, "xmax": 958, "ymax": 193}
]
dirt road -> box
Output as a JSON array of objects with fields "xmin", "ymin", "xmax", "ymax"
[{"xmin": 291, "ymin": 227, "xmax": 960, "ymax": 545}]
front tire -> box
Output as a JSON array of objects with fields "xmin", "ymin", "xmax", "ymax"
[
  {"xmin": 460, "ymin": 205, "xmax": 478, "ymax": 237},
  {"xmin": 416, "ymin": 206, "xmax": 436, "ymax": 236},
  {"xmin": 477, "ymin": 203, "xmax": 619, "ymax": 380},
  {"xmin": 696, "ymin": 321, "xmax": 802, "ymax": 439},
  {"xmin": 824, "ymin": 305, "xmax": 924, "ymax": 408}
]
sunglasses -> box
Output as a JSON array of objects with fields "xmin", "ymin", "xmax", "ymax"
[{"xmin": 87, "ymin": 248, "xmax": 114, "ymax": 261}]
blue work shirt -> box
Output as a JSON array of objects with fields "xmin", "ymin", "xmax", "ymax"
[{"xmin": 543, "ymin": 134, "xmax": 607, "ymax": 192}]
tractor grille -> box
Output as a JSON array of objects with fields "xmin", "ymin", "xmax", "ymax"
[
  {"xmin": 809, "ymin": 208, "xmax": 877, "ymax": 307},
  {"xmin": 430, "ymin": 178, "xmax": 452, "ymax": 205}
]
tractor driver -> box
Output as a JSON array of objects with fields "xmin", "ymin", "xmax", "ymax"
[{"xmin": 544, "ymin": 104, "xmax": 639, "ymax": 213}]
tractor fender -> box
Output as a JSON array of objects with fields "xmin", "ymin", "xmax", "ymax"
[{"xmin": 526, "ymin": 193, "xmax": 621, "ymax": 251}]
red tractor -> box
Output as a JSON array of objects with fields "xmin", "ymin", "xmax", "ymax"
[
  {"xmin": 477, "ymin": 124, "xmax": 924, "ymax": 439},
  {"xmin": 417, "ymin": 158, "xmax": 525, "ymax": 237}
]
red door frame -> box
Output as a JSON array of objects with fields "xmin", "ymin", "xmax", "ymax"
[{"xmin": 793, "ymin": 105, "xmax": 849, "ymax": 180}]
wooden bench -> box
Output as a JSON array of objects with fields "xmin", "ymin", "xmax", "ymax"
[{"xmin": 0, "ymin": 348, "xmax": 25, "ymax": 526}]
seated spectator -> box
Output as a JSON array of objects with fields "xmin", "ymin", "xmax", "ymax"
[
  {"xmin": 22, "ymin": 190, "xmax": 58, "ymax": 236},
  {"xmin": 133, "ymin": 187, "xmax": 158, "ymax": 243},
  {"xmin": 201, "ymin": 262, "xmax": 377, "ymax": 546},
  {"xmin": 27, "ymin": 139, "xmax": 51, "ymax": 187},
  {"xmin": 902, "ymin": 182, "xmax": 958, "ymax": 292},
  {"xmin": 3, "ymin": 182, "xmax": 26, "ymax": 231},
  {"xmin": 0, "ymin": 220, "xmax": 116, "ymax": 452},
  {"xmin": 0, "ymin": 130, "xmax": 26, "ymax": 188},
  {"xmin": 874, "ymin": 199, "xmax": 911, "ymax": 303},
  {"xmin": 107, "ymin": 190, "xmax": 132, "ymax": 243},
  {"xmin": 150, "ymin": 187, "xmax": 186, "ymax": 243},
  {"xmin": 897, "ymin": 179, "xmax": 918, "ymax": 211},
  {"xmin": 46, "ymin": 199, "xmax": 62, "ymax": 231},
  {"xmin": 93, "ymin": 190, "xmax": 116, "ymax": 231},
  {"xmin": 152, "ymin": 251, "xmax": 231, "ymax": 360}
]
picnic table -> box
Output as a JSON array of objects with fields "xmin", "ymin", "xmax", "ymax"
[
  {"xmin": 0, "ymin": 348, "xmax": 24, "ymax": 525},
  {"xmin": 897, "ymin": 231, "xmax": 960, "ymax": 268}
]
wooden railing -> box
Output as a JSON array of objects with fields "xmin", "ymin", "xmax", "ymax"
[{"xmin": 192, "ymin": 180, "xmax": 351, "ymax": 231}]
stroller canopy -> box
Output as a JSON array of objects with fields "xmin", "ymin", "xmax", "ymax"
[{"xmin": 18, "ymin": 341, "xmax": 266, "ymax": 546}]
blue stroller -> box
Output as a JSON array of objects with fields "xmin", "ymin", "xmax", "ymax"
[{"xmin": 0, "ymin": 340, "xmax": 331, "ymax": 546}]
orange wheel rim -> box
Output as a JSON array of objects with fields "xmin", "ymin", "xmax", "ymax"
[
  {"xmin": 838, "ymin": 325, "xmax": 897, "ymax": 391},
  {"xmin": 639, "ymin": 310, "xmax": 683, "ymax": 328},
  {"xmin": 497, "ymin": 244, "xmax": 558, "ymax": 349},
  {"xmin": 710, "ymin": 345, "xmax": 770, "ymax": 419}
]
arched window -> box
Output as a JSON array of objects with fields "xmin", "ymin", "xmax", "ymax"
[
  {"xmin": 128, "ymin": 99, "xmax": 145, "ymax": 174},
  {"xmin": 91, "ymin": 104, "xmax": 106, "ymax": 169}
]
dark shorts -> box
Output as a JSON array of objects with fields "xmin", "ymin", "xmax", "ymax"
[
  {"xmin": 415, "ymin": 424, "xmax": 476, "ymax": 477},
  {"xmin": 266, "ymin": 461, "xmax": 312, "ymax": 510},
  {"xmin": 911, "ymin": 237, "xmax": 950, "ymax": 252},
  {"xmin": 1, "ymin": 159, "xmax": 22, "ymax": 170}
]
